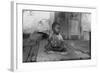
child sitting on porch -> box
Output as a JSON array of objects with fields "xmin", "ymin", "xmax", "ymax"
[{"xmin": 45, "ymin": 22, "xmax": 67, "ymax": 54}]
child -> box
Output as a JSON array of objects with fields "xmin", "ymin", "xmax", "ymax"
[{"xmin": 45, "ymin": 22, "xmax": 67, "ymax": 54}]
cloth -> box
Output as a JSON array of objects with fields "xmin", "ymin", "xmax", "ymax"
[{"xmin": 45, "ymin": 33, "xmax": 66, "ymax": 52}]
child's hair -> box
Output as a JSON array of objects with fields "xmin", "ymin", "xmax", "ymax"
[{"xmin": 52, "ymin": 22, "xmax": 60, "ymax": 31}]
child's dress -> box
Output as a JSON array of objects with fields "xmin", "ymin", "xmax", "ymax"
[{"xmin": 45, "ymin": 33, "xmax": 66, "ymax": 52}]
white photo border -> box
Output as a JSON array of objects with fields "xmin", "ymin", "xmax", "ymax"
[{"xmin": 12, "ymin": 1, "xmax": 97, "ymax": 71}]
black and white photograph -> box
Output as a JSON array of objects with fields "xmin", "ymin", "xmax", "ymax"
[
  {"xmin": 10, "ymin": 1, "xmax": 97, "ymax": 71},
  {"xmin": 22, "ymin": 10, "xmax": 91, "ymax": 62}
]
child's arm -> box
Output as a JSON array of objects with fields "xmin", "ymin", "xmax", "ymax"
[
  {"xmin": 61, "ymin": 32, "xmax": 67, "ymax": 40},
  {"xmin": 48, "ymin": 30, "xmax": 53, "ymax": 39}
]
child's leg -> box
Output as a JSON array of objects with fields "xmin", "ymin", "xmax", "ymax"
[{"xmin": 45, "ymin": 42, "xmax": 52, "ymax": 51}]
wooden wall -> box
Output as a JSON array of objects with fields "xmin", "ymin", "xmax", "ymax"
[{"xmin": 54, "ymin": 12, "xmax": 91, "ymax": 40}]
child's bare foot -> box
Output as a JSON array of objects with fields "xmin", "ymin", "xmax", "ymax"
[
  {"xmin": 60, "ymin": 52, "xmax": 68, "ymax": 55},
  {"xmin": 45, "ymin": 50, "xmax": 55, "ymax": 54}
]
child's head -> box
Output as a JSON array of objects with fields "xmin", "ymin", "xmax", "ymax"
[{"xmin": 52, "ymin": 22, "xmax": 61, "ymax": 34}]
